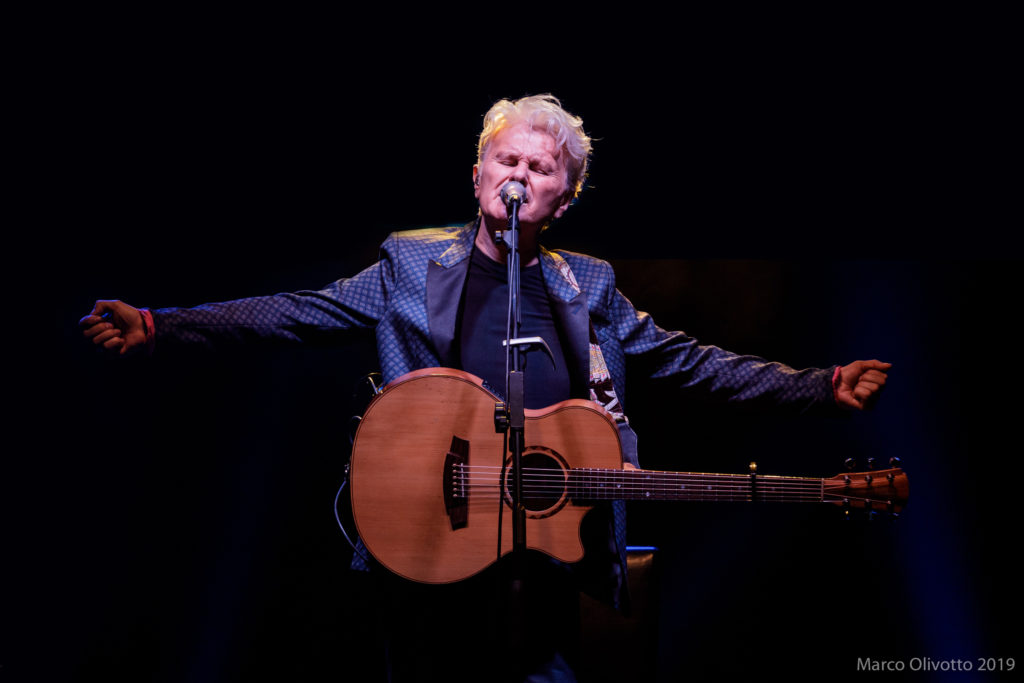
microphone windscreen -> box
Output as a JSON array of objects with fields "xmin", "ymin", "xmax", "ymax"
[{"xmin": 500, "ymin": 181, "xmax": 526, "ymax": 206}]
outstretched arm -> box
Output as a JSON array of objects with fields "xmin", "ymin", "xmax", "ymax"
[{"xmin": 77, "ymin": 241, "xmax": 396, "ymax": 356}]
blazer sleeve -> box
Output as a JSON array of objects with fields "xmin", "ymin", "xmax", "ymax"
[
  {"xmin": 149, "ymin": 242, "xmax": 395, "ymax": 351},
  {"xmin": 603, "ymin": 271, "xmax": 837, "ymax": 415}
]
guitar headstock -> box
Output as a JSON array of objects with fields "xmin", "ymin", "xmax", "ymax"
[{"xmin": 823, "ymin": 467, "xmax": 909, "ymax": 516}]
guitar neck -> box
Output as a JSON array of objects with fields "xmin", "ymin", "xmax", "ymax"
[{"xmin": 569, "ymin": 467, "xmax": 824, "ymax": 503}]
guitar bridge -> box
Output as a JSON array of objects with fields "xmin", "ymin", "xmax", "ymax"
[{"xmin": 442, "ymin": 436, "xmax": 469, "ymax": 530}]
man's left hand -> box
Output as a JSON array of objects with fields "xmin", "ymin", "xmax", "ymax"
[{"xmin": 836, "ymin": 360, "xmax": 892, "ymax": 410}]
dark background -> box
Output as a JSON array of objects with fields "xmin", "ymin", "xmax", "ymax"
[{"xmin": 15, "ymin": 14, "xmax": 1020, "ymax": 682}]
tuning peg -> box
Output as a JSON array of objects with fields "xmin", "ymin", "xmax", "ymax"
[
  {"xmin": 889, "ymin": 457, "xmax": 902, "ymax": 468},
  {"xmin": 844, "ymin": 457, "xmax": 856, "ymax": 471},
  {"xmin": 867, "ymin": 457, "xmax": 877, "ymax": 470}
]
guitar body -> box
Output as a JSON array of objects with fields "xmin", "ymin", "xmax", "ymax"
[
  {"xmin": 349, "ymin": 368, "xmax": 623, "ymax": 584},
  {"xmin": 349, "ymin": 368, "xmax": 910, "ymax": 584}
]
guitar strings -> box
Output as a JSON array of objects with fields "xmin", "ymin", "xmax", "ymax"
[
  {"xmin": 445, "ymin": 465, "xmax": 892, "ymax": 504},
  {"xmin": 453, "ymin": 488, "xmax": 876, "ymax": 504},
  {"xmin": 452, "ymin": 470, "xmax": 825, "ymax": 489},
  {"xmin": 448, "ymin": 466, "xmax": 826, "ymax": 502},
  {"xmin": 452, "ymin": 466, "xmax": 824, "ymax": 487}
]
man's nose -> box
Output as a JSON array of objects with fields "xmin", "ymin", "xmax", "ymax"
[{"xmin": 510, "ymin": 162, "xmax": 529, "ymax": 184}]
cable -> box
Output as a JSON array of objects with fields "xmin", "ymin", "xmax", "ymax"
[
  {"xmin": 336, "ymin": 370, "xmax": 383, "ymax": 565},
  {"xmin": 333, "ymin": 466, "xmax": 372, "ymax": 565}
]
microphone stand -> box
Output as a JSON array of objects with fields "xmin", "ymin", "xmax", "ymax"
[
  {"xmin": 493, "ymin": 184, "xmax": 556, "ymax": 672},
  {"xmin": 495, "ymin": 194, "xmax": 527, "ymax": 560},
  {"xmin": 492, "ymin": 187, "xmax": 530, "ymax": 670}
]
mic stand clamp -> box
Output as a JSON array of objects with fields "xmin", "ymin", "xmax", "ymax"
[
  {"xmin": 493, "ymin": 229, "xmax": 515, "ymax": 251},
  {"xmin": 503, "ymin": 337, "xmax": 557, "ymax": 369}
]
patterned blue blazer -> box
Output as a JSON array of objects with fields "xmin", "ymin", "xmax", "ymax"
[{"xmin": 151, "ymin": 221, "xmax": 837, "ymax": 606}]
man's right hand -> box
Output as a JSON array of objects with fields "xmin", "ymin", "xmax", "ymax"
[{"xmin": 80, "ymin": 300, "xmax": 147, "ymax": 356}]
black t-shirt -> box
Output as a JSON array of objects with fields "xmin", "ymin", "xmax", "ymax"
[{"xmin": 457, "ymin": 247, "xmax": 572, "ymax": 409}]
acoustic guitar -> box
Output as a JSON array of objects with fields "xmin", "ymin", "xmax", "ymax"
[{"xmin": 348, "ymin": 368, "xmax": 908, "ymax": 584}]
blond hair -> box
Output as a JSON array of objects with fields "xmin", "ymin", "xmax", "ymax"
[{"xmin": 477, "ymin": 94, "xmax": 592, "ymax": 199}]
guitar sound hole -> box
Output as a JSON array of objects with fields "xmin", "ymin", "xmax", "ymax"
[{"xmin": 503, "ymin": 450, "xmax": 568, "ymax": 518}]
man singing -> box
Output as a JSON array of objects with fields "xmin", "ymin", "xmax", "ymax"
[{"xmin": 81, "ymin": 94, "xmax": 889, "ymax": 682}]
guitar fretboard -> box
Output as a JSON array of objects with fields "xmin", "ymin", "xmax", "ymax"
[{"xmin": 568, "ymin": 468, "xmax": 824, "ymax": 503}]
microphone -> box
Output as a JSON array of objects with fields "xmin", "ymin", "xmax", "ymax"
[{"xmin": 500, "ymin": 181, "xmax": 526, "ymax": 209}]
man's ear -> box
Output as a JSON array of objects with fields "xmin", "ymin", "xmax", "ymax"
[
  {"xmin": 553, "ymin": 189, "xmax": 574, "ymax": 219},
  {"xmin": 472, "ymin": 165, "xmax": 481, "ymax": 198}
]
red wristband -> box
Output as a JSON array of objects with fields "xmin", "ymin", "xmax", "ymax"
[{"xmin": 140, "ymin": 308, "xmax": 156, "ymax": 355}]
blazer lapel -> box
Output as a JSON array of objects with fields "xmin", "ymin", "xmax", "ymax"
[{"xmin": 426, "ymin": 222, "xmax": 477, "ymax": 367}]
